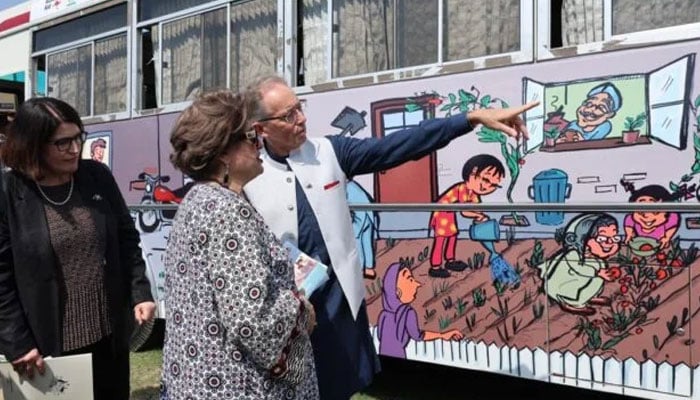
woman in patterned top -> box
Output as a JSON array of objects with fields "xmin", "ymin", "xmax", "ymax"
[
  {"xmin": 162, "ymin": 90, "xmax": 318, "ymax": 400},
  {"xmin": 0, "ymin": 97, "xmax": 156, "ymax": 399}
]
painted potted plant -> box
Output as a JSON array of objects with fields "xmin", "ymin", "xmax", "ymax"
[
  {"xmin": 544, "ymin": 127, "xmax": 558, "ymax": 147},
  {"xmin": 622, "ymin": 112, "xmax": 646, "ymax": 144}
]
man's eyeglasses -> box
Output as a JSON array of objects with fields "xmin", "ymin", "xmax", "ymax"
[
  {"xmin": 258, "ymin": 102, "xmax": 305, "ymax": 124},
  {"xmin": 51, "ymin": 131, "xmax": 87, "ymax": 152},
  {"xmin": 594, "ymin": 235, "xmax": 623, "ymax": 244}
]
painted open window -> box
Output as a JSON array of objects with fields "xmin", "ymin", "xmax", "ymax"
[{"xmin": 523, "ymin": 54, "xmax": 694, "ymax": 152}]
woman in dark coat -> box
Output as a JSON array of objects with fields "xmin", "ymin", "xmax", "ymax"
[{"xmin": 0, "ymin": 97, "xmax": 155, "ymax": 399}]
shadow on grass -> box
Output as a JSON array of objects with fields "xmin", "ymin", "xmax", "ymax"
[{"xmin": 130, "ymin": 386, "xmax": 160, "ymax": 400}]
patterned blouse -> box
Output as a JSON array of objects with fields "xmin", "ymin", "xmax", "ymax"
[
  {"xmin": 429, "ymin": 182, "xmax": 480, "ymax": 237},
  {"xmin": 161, "ymin": 183, "xmax": 319, "ymax": 400}
]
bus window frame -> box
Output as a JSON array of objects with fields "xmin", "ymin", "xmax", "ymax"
[
  {"xmin": 30, "ymin": 26, "xmax": 131, "ymax": 120},
  {"xmin": 536, "ymin": 0, "xmax": 700, "ymax": 61}
]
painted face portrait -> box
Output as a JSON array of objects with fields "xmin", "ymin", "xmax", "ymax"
[
  {"xmin": 576, "ymin": 92, "xmax": 615, "ymax": 130},
  {"xmin": 632, "ymin": 195, "xmax": 668, "ymax": 232},
  {"xmin": 466, "ymin": 166, "xmax": 503, "ymax": 195},
  {"xmin": 395, "ymin": 267, "xmax": 421, "ymax": 304},
  {"xmin": 586, "ymin": 224, "xmax": 621, "ymax": 259}
]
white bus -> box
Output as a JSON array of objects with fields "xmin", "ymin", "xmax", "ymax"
[{"xmin": 2, "ymin": 1, "xmax": 700, "ymax": 398}]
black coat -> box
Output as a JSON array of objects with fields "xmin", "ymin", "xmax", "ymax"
[{"xmin": 0, "ymin": 160, "xmax": 153, "ymax": 361}]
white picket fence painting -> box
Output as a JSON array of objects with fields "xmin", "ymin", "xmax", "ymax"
[{"xmin": 370, "ymin": 327, "xmax": 697, "ymax": 399}]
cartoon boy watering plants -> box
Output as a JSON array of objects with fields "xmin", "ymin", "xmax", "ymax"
[
  {"xmin": 377, "ymin": 262, "xmax": 464, "ymax": 358},
  {"xmin": 428, "ymin": 154, "xmax": 504, "ymax": 278}
]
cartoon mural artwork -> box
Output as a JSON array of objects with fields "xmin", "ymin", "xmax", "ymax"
[
  {"xmin": 377, "ymin": 262, "xmax": 464, "ymax": 359},
  {"xmin": 331, "ymin": 106, "xmax": 380, "ymax": 280},
  {"xmin": 347, "ymin": 179, "xmax": 380, "ymax": 279},
  {"xmin": 81, "ymin": 131, "xmax": 112, "ymax": 169},
  {"xmin": 129, "ymin": 169, "xmax": 183, "ymax": 233},
  {"xmin": 555, "ymin": 82, "xmax": 622, "ymax": 143},
  {"xmin": 537, "ymin": 213, "xmax": 620, "ymax": 316},
  {"xmin": 527, "ymin": 169, "xmax": 572, "ymax": 226},
  {"xmin": 427, "ymin": 154, "xmax": 520, "ymax": 286},
  {"xmin": 428, "ymin": 155, "xmax": 505, "ymax": 279},
  {"xmin": 524, "ymin": 54, "xmax": 694, "ymax": 153},
  {"xmin": 622, "ymin": 182, "xmax": 682, "ymax": 250}
]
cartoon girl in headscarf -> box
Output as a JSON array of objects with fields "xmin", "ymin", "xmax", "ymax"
[
  {"xmin": 538, "ymin": 213, "xmax": 620, "ymax": 316},
  {"xmin": 377, "ymin": 262, "xmax": 464, "ymax": 358}
]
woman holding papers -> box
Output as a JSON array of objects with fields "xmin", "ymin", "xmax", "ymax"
[
  {"xmin": 161, "ymin": 90, "xmax": 318, "ymax": 399},
  {"xmin": 0, "ymin": 97, "xmax": 156, "ymax": 399}
]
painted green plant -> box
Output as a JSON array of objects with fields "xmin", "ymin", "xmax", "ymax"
[
  {"xmin": 477, "ymin": 127, "xmax": 537, "ymax": 203},
  {"xmin": 623, "ymin": 112, "xmax": 647, "ymax": 131},
  {"xmin": 669, "ymin": 94, "xmax": 700, "ymax": 195}
]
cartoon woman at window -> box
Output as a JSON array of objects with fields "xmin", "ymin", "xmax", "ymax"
[
  {"xmin": 622, "ymin": 183, "xmax": 681, "ymax": 249},
  {"xmin": 538, "ymin": 213, "xmax": 620, "ymax": 316},
  {"xmin": 428, "ymin": 155, "xmax": 504, "ymax": 278}
]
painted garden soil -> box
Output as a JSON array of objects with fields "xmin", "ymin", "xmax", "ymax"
[{"xmin": 365, "ymin": 237, "xmax": 699, "ymax": 366}]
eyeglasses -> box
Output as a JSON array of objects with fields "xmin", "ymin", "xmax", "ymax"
[
  {"xmin": 258, "ymin": 102, "xmax": 305, "ymax": 124},
  {"xmin": 50, "ymin": 131, "xmax": 87, "ymax": 152},
  {"xmin": 244, "ymin": 129, "xmax": 261, "ymax": 146},
  {"xmin": 594, "ymin": 235, "xmax": 623, "ymax": 244},
  {"xmin": 475, "ymin": 173, "xmax": 503, "ymax": 189}
]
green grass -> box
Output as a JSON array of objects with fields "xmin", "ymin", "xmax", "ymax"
[{"xmin": 130, "ymin": 349, "xmax": 161, "ymax": 400}]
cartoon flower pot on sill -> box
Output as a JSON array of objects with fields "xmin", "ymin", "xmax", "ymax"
[
  {"xmin": 544, "ymin": 128, "xmax": 558, "ymax": 147},
  {"xmin": 543, "ymin": 105, "xmax": 568, "ymax": 146},
  {"xmin": 622, "ymin": 112, "xmax": 646, "ymax": 144}
]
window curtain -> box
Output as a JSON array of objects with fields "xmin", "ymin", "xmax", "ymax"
[
  {"xmin": 332, "ymin": 0, "xmax": 393, "ymax": 78},
  {"xmin": 47, "ymin": 45, "xmax": 92, "ymax": 116},
  {"xmin": 443, "ymin": 0, "xmax": 520, "ymax": 61},
  {"xmin": 161, "ymin": 15, "xmax": 202, "ymax": 104},
  {"xmin": 561, "ymin": 0, "xmax": 603, "ymax": 46},
  {"xmin": 304, "ymin": 0, "xmax": 521, "ymax": 85},
  {"xmin": 301, "ymin": 0, "xmax": 329, "ymax": 86},
  {"xmin": 161, "ymin": 8, "xmax": 227, "ymax": 104},
  {"xmin": 230, "ymin": 0, "xmax": 278, "ymax": 91},
  {"xmin": 94, "ymin": 34, "xmax": 127, "ymax": 115},
  {"xmin": 611, "ymin": 0, "xmax": 700, "ymax": 35},
  {"xmin": 202, "ymin": 8, "xmax": 228, "ymax": 92}
]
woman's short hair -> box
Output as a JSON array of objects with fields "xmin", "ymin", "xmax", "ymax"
[
  {"xmin": 170, "ymin": 90, "xmax": 250, "ymax": 181},
  {"xmin": 2, "ymin": 97, "xmax": 83, "ymax": 179}
]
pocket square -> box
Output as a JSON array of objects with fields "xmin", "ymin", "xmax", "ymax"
[{"xmin": 323, "ymin": 180, "xmax": 340, "ymax": 190}]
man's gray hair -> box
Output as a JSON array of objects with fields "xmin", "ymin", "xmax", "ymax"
[{"xmin": 244, "ymin": 75, "xmax": 289, "ymax": 121}]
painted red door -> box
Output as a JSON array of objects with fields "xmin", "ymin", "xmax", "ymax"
[{"xmin": 371, "ymin": 95, "xmax": 437, "ymax": 203}]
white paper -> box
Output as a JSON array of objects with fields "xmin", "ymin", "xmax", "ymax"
[{"xmin": 0, "ymin": 353, "xmax": 93, "ymax": 400}]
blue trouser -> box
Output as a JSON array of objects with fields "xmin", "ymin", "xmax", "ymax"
[{"xmin": 309, "ymin": 274, "xmax": 381, "ymax": 399}]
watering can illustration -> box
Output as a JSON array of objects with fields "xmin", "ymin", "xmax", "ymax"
[
  {"xmin": 468, "ymin": 219, "xmax": 520, "ymax": 286},
  {"xmin": 528, "ymin": 169, "xmax": 572, "ymax": 226}
]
